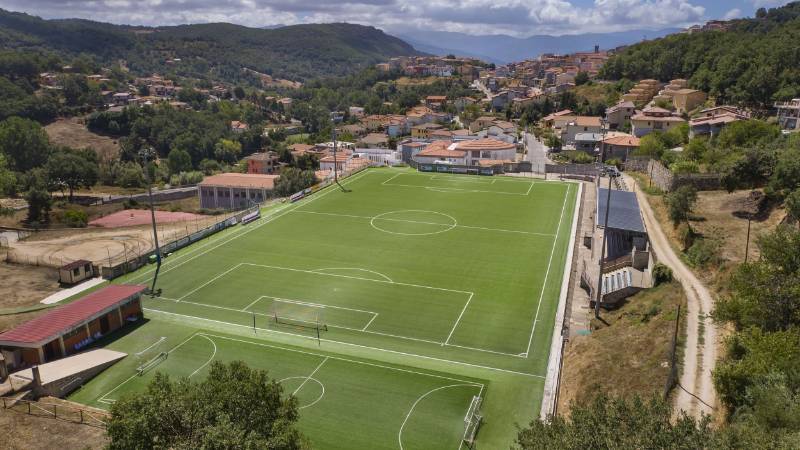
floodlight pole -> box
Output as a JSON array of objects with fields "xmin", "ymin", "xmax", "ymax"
[
  {"xmin": 141, "ymin": 148, "xmax": 162, "ymax": 296},
  {"xmin": 594, "ymin": 178, "xmax": 613, "ymax": 318},
  {"xmin": 594, "ymin": 120, "xmax": 612, "ymax": 319},
  {"xmin": 330, "ymin": 111, "xmax": 348, "ymax": 192}
]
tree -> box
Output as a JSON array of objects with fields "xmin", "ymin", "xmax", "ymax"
[
  {"xmin": 664, "ymin": 185, "xmax": 697, "ymax": 227},
  {"xmin": 274, "ymin": 167, "xmax": 317, "ymax": 196},
  {"xmin": 574, "ymin": 71, "xmax": 590, "ymax": 86},
  {"xmin": 107, "ymin": 361, "xmax": 306, "ymax": 449},
  {"xmin": 635, "ymin": 133, "xmax": 667, "ymax": 159},
  {"xmin": 786, "ymin": 189, "xmax": 800, "ymax": 226},
  {"xmin": 24, "ymin": 169, "xmax": 52, "ymax": 225},
  {"xmin": 233, "ymin": 86, "xmax": 246, "ymax": 100},
  {"xmin": 515, "ymin": 394, "xmax": 715, "ymax": 450},
  {"xmin": 0, "ymin": 153, "xmax": 16, "ymax": 196},
  {"xmin": 715, "ymin": 225, "xmax": 800, "ymax": 331},
  {"xmin": 167, "ymin": 148, "xmax": 193, "ymax": 174},
  {"xmin": 0, "ymin": 117, "xmax": 51, "ymax": 172},
  {"xmin": 45, "ymin": 148, "xmax": 99, "ymax": 201},
  {"xmin": 214, "ymin": 139, "xmax": 242, "ymax": 164}
]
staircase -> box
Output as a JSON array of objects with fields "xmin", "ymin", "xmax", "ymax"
[{"xmin": 601, "ymin": 267, "xmax": 646, "ymax": 305}]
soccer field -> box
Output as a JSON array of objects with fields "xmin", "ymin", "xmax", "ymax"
[{"xmin": 69, "ymin": 167, "xmax": 579, "ymax": 448}]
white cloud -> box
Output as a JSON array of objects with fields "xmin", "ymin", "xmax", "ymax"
[
  {"xmin": 0, "ymin": 0, "xmax": 708, "ymax": 36},
  {"xmin": 723, "ymin": 8, "xmax": 742, "ymax": 20}
]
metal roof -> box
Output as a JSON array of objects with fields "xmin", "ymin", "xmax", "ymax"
[
  {"xmin": 596, "ymin": 188, "xmax": 646, "ymax": 233},
  {"xmin": 0, "ymin": 285, "xmax": 146, "ymax": 347}
]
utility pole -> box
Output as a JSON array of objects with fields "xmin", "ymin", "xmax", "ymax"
[{"xmin": 140, "ymin": 148, "xmax": 162, "ymax": 297}]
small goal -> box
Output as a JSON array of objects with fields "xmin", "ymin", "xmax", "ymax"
[
  {"xmin": 269, "ymin": 299, "xmax": 328, "ymax": 343},
  {"xmin": 462, "ymin": 395, "xmax": 483, "ymax": 448},
  {"xmin": 136, "ymin": 352, "xmax": 168, "ymax": 376}
]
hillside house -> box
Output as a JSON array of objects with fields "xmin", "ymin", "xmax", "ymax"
[
  {"xmin": 775, "ymin": 99, "xmax": 800, "ymax": 131},
  {"xmin": 605, "ymin": 101, "xmax": 635, "ymax": 130},
  {"xmin": 689, "ymin": 106, "xmax": 749, "ymax": 137},
  {"xmin": 562, "ymin": 116, "xmax": 602, "ymax": 145},
  {"xmin": 630, "ymin": 107, "xmax": 686, "ymax": 137},
  {"xmin": 600, "ymin": 134, "xmax": 641, "ymax": 161}
]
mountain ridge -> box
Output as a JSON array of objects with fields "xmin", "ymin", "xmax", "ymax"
[{"xmin": 395, "ymin": 28, "xmax": 681, "ymax": 64}]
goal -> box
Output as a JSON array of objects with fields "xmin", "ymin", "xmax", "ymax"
[
  {"xmin": 136, "ymin": 352, "xmax": 168, "ymax": 376},
  {"xmin": 462, "ymin": 395, "xmax": 483, "ymax": 447},
  {"xmin": 270, "ymin": 299, "xmax": 328, "ymax": 338}
]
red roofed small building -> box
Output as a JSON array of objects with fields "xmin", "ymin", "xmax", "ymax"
[
  {"xmin": 600, "ymin": 134, "xmax": 641, "ymax": 161},
  {"xmin": 198, "ymin": 173, "xmax": 279, "ymax": 209},
  {"xmin": 230, "ymin": 121, "xmax": 249, "ymax": 133},
  {"xmin": 0, "ymin": 285, "xmax": 145, "ymax": 370}
]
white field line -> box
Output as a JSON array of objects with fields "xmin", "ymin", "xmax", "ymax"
[
  {"xmin": 176, "ymin": 263, "xmax": 243, "ymax": 301},
  {"xmin": 525, "ymin": 180, "xmax": 535, "ymax": 195},
  {"xmin": 404, "ymin": 171, "xmax": 540, "ymax": 185},
  {"xmin": 188, "ymin": 335, "xmax": 217, "ymax": 378},
  {"xmin": 524, "ymin": 184, "xmax": 570, "ymax": 357},
  {"xmin": 443, "ymin": 293, "xmax": 473, "ymax": 346},
  {"xmin": 292, "ymin": 210, "xmax": 555, "ymax": 237},
  {"xmin": 310, "ymin": 267, "xmax": 393, "ymax": 283},
  {"xmin": 445, "ymin": 343, "xmax": 524, "ymax": 358},
  {"xmin": 199, "ymin": 332, "xmax": 484, "ymax": 386},
  {"xmin": 388, "ymin": 182, "xmax": 530, "ymax": 196},
  {"xmin": 241, "ymin": 262, "xmax": 473, "ymax": 295},
  {"xmin": 398, "ymin": 384, "xmax": 482, "ymax": 450},
  {"xmin": 382, "ymin": 172, "xmax": 403, "ymax": 186},
  {"xmin": 97, "ymin": 331, "xmax": 201, "ymax": 404},
  {"xmin": 248, "ymin": 295, "xmax": 380, "ymax": 319},
  {"xmin": 362, "ymin": 313, "xmax": 379, "ymax": 331},
  {"xmin": 126, "ymin": 169, "xmax": 374, "ymax": 284},
  {"xmin": 146, "ymin": 309, "xmax": 546, "ymax": 379},
  {"xmin": 156, "ymin": 295, "xmax": 440, "ymax": 346},
  {"xmin": 134, "ymin": 337, "xmax": 166, "ymax": 356},
  {"xmin": 292, "ymin": 357, "xmax": 329, "ymax": 396},
  {"xmin": 240, "ymin": 296, "xmax": 264, "ymax": 312}
]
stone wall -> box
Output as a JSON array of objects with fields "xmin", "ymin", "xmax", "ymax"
[{"xmin": 625, "ymin": 157, "xmax": 721, "ymax": 192}]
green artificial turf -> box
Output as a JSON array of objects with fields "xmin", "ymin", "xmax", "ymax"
[{"xmin": 70, "ymin": 168, "xmax": 578, "ymax": 449}]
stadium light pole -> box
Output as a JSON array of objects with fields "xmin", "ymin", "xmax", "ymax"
[
  {"xmin": 330, "ymin": 111, "xmax": 348, "ymax": 192},
  {"xmin": 140, "ymin": 147, "xmax": 162, "ymax": 297},
  {"xmin": 594, "ymin": 176, "xmax": 613, "ymax": 318},
  {"xmin": 594, "ymin": 119, "xmax": 612, "ymax": 319}
]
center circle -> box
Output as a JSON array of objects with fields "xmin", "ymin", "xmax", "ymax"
[
  {"xmin": 370, "ymin": 210, "xmax": 457, "ymax": 236},
  {"xmin": 279, "ymin": 376, "xmax": 325, "ymax": 409}
]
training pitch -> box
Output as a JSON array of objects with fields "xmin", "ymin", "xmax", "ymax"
[{"xmin": 69, "ymin": 168, "xmax": 579, "ymax": 449}]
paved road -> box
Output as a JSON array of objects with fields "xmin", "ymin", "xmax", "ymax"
[
  {"xmin": 624, "ymin": 174, "xmax": 718, "ymax": 419},
  {"xmin": 524, "ymin": 131, "xmax": 551, "ymax": 173}
]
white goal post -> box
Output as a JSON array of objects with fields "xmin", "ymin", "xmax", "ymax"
[
  {"xmin": 136, "ymin": 352, "xmax": 168, "ymax": 376},
  {"xmin": 462, "ymin": 395, "xmax": 483, "ymax": 447}
]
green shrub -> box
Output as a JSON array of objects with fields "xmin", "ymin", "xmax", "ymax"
[
  {"xmin": 63, "ymin": 209, "xmax": 88, "ymax": 227},
  {"xmin": 652, "ymin": 263, "xmax": 673, "ymax": 286},
  {"xmin": 686, "ymin": 237, "xmax": 722, "ymax": 268}
]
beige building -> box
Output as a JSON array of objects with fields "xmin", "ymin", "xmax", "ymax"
[
  {"xmin": 630, "ymin": 107, "xmax": 686, "ymax": 137},
  {"xmin": 198, "ymin": 173, "xmax": 279, "ymax": 209}
]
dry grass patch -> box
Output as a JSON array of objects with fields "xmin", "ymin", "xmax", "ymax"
[
  {"xmin": 44, "ymin": 118, "xmax": 120, "ymax": 161},
  {"xmin": 0, "ymin": 262, "xmax": 60, "ymax": 331},
  {"xmin": 558, "ymin": 281, "xmax": 685, "ymax": 414}
]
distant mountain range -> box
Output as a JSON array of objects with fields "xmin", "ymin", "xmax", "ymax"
[
  {"xmin": 0, "ymin": 9, "xmax": 423, "ymax": 81},
  {"xmin": 395, "ymin": 28, "xmax": 680, "ymax": 64}
]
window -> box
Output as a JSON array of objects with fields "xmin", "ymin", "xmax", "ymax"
[
  {"xmin": 84, "ymin": 264, "xmax": 91, "ymax": 273},
  {"xmin": 73, "ymin": 268, "xmax": 80, "ymax": 277}
]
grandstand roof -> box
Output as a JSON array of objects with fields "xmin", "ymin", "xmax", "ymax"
[
  {"xmin": 0, "ymin": 285, "xmax": 146, "ymax": 347},
  {"xmin": 596, "ymin": 188, "xmax": 646, "ymax": 234}
]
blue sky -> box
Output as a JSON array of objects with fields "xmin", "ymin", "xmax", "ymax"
[{"xmin": 0, "ymin": 1, "xmax": 794, "ymax": 36}]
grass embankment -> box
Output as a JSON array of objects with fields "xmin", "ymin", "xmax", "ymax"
[{"xmin": 558, "ymin": 281, "xmax": 686, "ymax": 413}]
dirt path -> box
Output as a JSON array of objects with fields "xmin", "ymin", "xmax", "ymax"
[{"xmin": 625, "ymin": 174, "xmax": 718, "ymax": 418}]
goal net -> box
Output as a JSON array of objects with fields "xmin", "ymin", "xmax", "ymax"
[
  {"xmin": 270, "ymin": 299, "xmax": 328, "ymax": 334},
  {"xmin": 462, "ymin": 395, "xmax": 483, "ymax": 447},
  {"xmin": 136, "ymin": 352, "xmax": 168, "ymax": 376}
]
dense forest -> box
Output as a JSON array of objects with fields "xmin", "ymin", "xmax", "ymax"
[
  {"xmin": 0, "ymin": 9, "xmax": 423, "ymax": 82},
  {"xmin": 600, "ymin": 2, "xmax": 800, "ymax": 107}
]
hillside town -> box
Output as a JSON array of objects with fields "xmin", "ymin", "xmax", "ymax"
[{"xmin": 2, "ymin": 2, "xmax": 800, "ymax": 450}]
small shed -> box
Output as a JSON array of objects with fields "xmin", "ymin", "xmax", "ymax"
[{"xmin": 59, "ymin": 260, "xmax": 94, "ymax": 285}]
